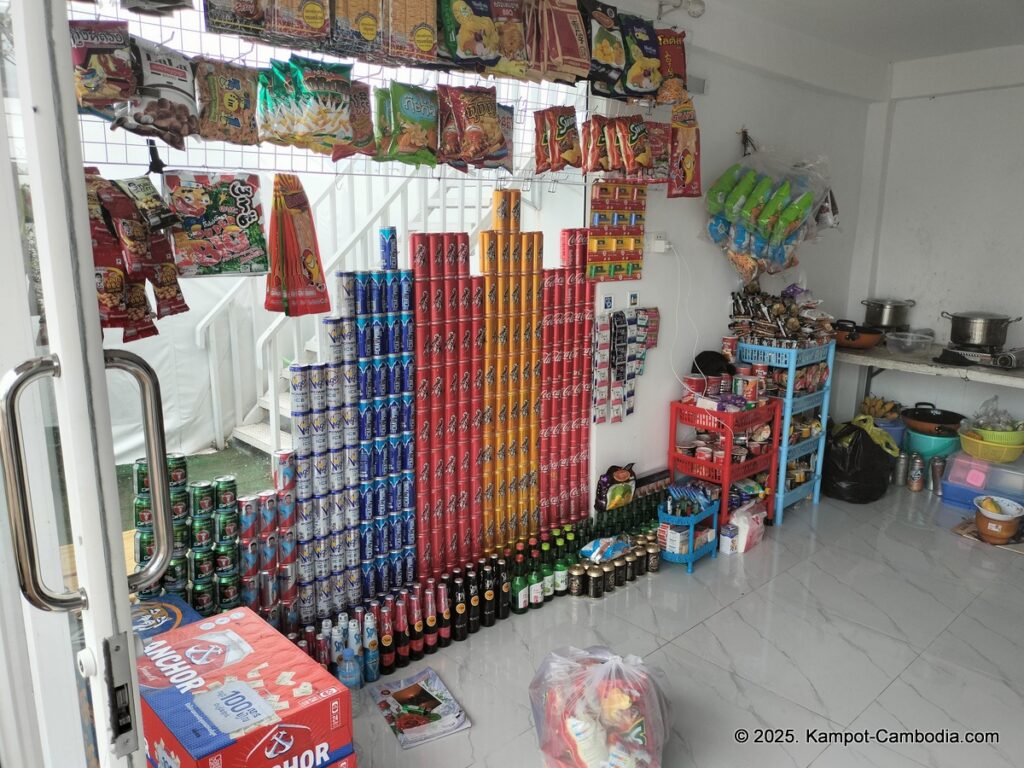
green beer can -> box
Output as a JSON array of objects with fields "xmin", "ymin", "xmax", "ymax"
[{"xmin": 166, "ymin": 453, "xmax": 188, "ymax": 489}]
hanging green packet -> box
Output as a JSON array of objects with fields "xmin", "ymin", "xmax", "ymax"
[
  {"xmin": 257, "ymin": 60, "xmax": 300, "ymax": 146},
  {"xmin": 373, "ymin": 86, "xmax": 394, "ymax": 161},
  {"xmin": 388, "ymin": 83, "xmax": 438, "ymax": 168},
  {"xmin": 289, "ymin": 56, "xmax": 353, "ymax": 155}
]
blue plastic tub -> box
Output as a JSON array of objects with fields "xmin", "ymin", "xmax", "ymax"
[
  {"xmin": 875, "ymin": 418, "xmax": 906, "ymax": 449},
  {"xmin": 904, "ymin": 428, "xmax": 960, "ymax": 463},
  {"xmin": 941, "ymin": 479, "xmax": 1024, "ymax": 511}
]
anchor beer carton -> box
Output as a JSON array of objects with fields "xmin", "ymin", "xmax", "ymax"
[
  {"xmin": 131, "ymin": 595, "xmax": 200, "ymax": 641},
  {"xmin": 137, "ymin": 607, "xmax": 355, "ymax": 768}
]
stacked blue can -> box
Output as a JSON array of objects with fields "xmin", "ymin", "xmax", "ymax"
[{"xmin": 290, "ymin": 227, "xmax": 416, "ymax": 623}]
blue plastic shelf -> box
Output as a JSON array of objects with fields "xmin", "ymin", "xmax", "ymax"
[
  {"xmin": 779, "ymin": 476, "xmax": 821, "ymax": 509},
  {"xmin": 737, "ymin": 343, "xmax": 831, "ymax": 369},
  {"xmin": 658, "ymin": 500, "xmax": 720, "ymax": 527},
  {"xmin": 657, "ymin": 499, "xmax": 720, "ymax": 573},
  {"xmin": 662, "ymin": 537, "xmax": 719, "ymax": 570},
  {"xmin": 791, "ymin": 388, "xmax": 829, "ymax": 414},
  {"xmin": 786, "ymin": 434, "xmax": 822, "ymax": 462}
]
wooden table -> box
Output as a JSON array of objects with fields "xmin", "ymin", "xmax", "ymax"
[
  {"xmin": 60, "ymin": 530, "xmax": 135, "ymax": 590},
  {"xmin": 836, "ymin": 344, "xmax": 1024, "ymax": 401}
]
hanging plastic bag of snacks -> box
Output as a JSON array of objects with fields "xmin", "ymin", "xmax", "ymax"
[
  {"xmin": 534, "ymin": 109, "xmax": 551, "ymax": 173},
  {"xmin": 450, "ymin": 85, "xmax": 505, "ymax": 166},
  {"xmin": 388, "ymin": 83, "xmax": 438, "ymax": 167},
  {"xmin": 615, "ymin": 114, "xmax": 651, "ymax": 175},
  {"xmin": 619, "ymin": 14, "xmax": 662, "ymax": 98},
  {"xmin": 436, "ymin": 84, "xmax": 468, "ymax": 172},
  {"xmin": 483, "ymin": 103, "xmax": 514, "ymax": 173},
  {"xmin": 265, "ymin": 174, "xmax": 332, "ymax": 317},
  {"xmin": 84, "ymin": 170, "xmax": 128, "ymax": 329},
  {"xmin": 194, "ymin": 58, "xmax": 260, "ymax": 146},
  {"xmin": 113, "ymin": 176, "xmax": 178, "ymax": 231},
  {"xmin": 668, "ymin": 94, "xmax": 700, "ymax": 198},
  {"xmin": 112, "ymin": 38, "xmax": 199, "ymax": 151},
  {"xmin": 546, "ymin": 106, "xmax": 581, "ymax": 171},
  {"xmin": 147, "ymin": 231, "xmax": 190, "ymax": 319},
  {"xmin": 441, "ymin": 0, "xmax": 501, "ymax": 68},
  {"xmin": 373, "ymin": 86, "xmax": 394, "ymax": 160},
  {"xmin": 122, "ymin": 278, "xmax": 159, "ymax": 343},
  {"xmin": 486, "ymin": 0, "xmax": 528, "ymax": 77},
  {"xmin": 655, "ymin": 28, "xmax": 687, "ymax": 104},
  {"xmin": 69, "ymin": 20, "xmax": 134, "ymax": 119},
  {"xmin": 267, "ymin": 0, "xmax": 331, "ymax": 45},
  {"xmin": 332, "ymin": 80, "xmax": 375, "ymax": 160}
]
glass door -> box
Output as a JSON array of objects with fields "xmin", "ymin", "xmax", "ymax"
[{"xmin": 0, "ymin": 2, "xmax": 171, "ymax": 765}]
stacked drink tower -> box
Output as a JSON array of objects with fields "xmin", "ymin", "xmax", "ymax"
[{"xmin": 540, "ymin": 229, "xmax": 594, "ymax": 529}]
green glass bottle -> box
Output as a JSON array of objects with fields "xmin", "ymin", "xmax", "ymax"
[
  {"xmin": 540, "ymin": 543, "xmax": 555, "ymax": 601},
  {"xmin": 554, "ymin": 539, "xmax": 569, "ymax": 597},
  {"xmin": 528, "ymin": 550, "xmax": 544, "ymax": 609},
  {"xmin": 565, "ymin": 532, "xmax": 577, "ymax": 563},
  {"xmin": 511, "ymin": 554, "xmax": 529, "ymax": 615}
]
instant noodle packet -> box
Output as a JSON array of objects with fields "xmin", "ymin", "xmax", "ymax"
[{"xmin": 194, "ymin": 58, "xmax": 260, "ymax": 145}]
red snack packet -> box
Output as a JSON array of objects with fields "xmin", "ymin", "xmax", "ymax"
[
  {"xmin": 93, "ymin": 238, "xmax": 129, "ymax": 329},
  {"xmin": 147, "ymin": 230, "xmax": 189, "ymax": 319},
  {"xmin": 122, "ymin": 279, "xmax": 158, "ymax": 342},
  {"xmin": 535, "ymin": 109, "xmax": 551, "ymax": 173},
  {"xmin": 332, "ymin": 80, "xmax": 375, "ymax": 160},
  {"xmin": 265, "ymin": 174, "xmax": 332, "ymax": 317},
  {"xmin": 546, "ymin": 105, "xmax": 581, "ymax": 171},
  {"xmin": 656, "ymin": 28, "xmax": 688, "ymax": 105},
  {"xmin": 451, "ymin": 85, "xmax": 505, "ymax": 166},
  {"xmin": 645, "ymin": 120, "xmax": 672, "ymax": 183},
  {"xmin": 668, "ymin": 96, "xmax": 701, "ymax": 198},
  {"xmin": 604, "ymin": 116, "xmax": 623, "ymax": 172},
  {"xmin": 436, "ymin": 85, "xmax": 466, "ymax": 170},
  {"xmin": 616, "ymin": 114, "xmax": 651, "ymax": 175},
  {"xmin": 96, "ymin": 183, "xmax": 154, "ymax": 279}
]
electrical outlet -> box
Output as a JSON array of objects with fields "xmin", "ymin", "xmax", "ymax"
[
  {"xmin": 628, "ymin": 292, "xmax": 638, "ymax": 307},
  {"xmin": 650, "ymin": 232, "xmax": 670, "ymax": 254},
  {"xmin": 603, "ymin": 296, "xmax": 613, "ymax": 310}
]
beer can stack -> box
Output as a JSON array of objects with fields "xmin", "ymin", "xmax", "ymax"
[
  {"xmin": 319, "ymin": 226, "xmax": 416, "ymax": 612},
  {"xmin": 539, "ymin": 229, "xmax": 594, "ymax": 529},
  {"xmin": 133, "ymin": 456, "xmax": 243, "ymax": 617},
  {"xmin": 409, "ymin": 226, "xmax": 477, "ymax": 578}
]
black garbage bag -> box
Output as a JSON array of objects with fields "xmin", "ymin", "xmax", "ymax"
[{"xmin": 822, "ymin": 416, "xmax": 898, "ymax": 504}]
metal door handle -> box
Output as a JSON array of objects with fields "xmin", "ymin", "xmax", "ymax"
[
  {"xmin": 0, "ymin": 355, "xmax": 88, "ymax": 611},
  {"xmin": 105, "ymin": 350, "xmax": 172, "ymax": 593}
]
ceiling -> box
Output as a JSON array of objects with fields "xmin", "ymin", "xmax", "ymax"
[{"xmin": 714, "ymin": 0, "xmax": 1024, "ymax": 62}]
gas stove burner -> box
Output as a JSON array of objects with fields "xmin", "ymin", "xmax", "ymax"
[{"xmin": 942, "ymin": 343, "xmax": 1024, "ymax": 369}]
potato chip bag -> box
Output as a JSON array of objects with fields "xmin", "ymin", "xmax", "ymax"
[
  {"xmin": 441, "ymin": 0, "xmax": 501, "ymax": 67},
  {"xmin": 267, "ymin": 0, "xmax": 331, "ymax": 45},
  {"xmin": 388, "ymin": 82, "xmax": 438, "ymax": 167},
  {"xmin": 257, "ymin": 64, "xmax": 291, "ymax": 146},
  {"xmin": 616, "ymin": 114, "xmax": 650, "ymax": 174},
  {"xmin": 534, "ymin": 109, "xmax": 551, "ymax": 173},
  {"xmin": 70, "ymin": 21, "xmax": 133, "ymax": 118},
  {"xmin": 581, "ymin": 0, "xmax": 625, "ymax": 86},
  {"xmin": 581, "ymin": 115, "xmax": 610, "ymax": 173},
  {"xmin": 546, "ymin": 106, "xmax": 581, "ymax": 171},
  {"xmin": 487, "ymin": 0, "xmax": 528, "ymax": 77},
  {"xmin": 114, "ymin": 176, "xmax": 178, "ymax": 231},
  {"xmin": 112, "ymin": 38, "xmax": 199, "ymax": 151},
  {"xmin": 620, "ymin": 14, "xmax": 662, "ymax": 97},
  {"xmin": 290, "ymin": 56, "xmax": 353, "ymax": 154},
  {"xmin": 484, "ymin": 103, "xmax": 514, "ymax": 173},
  {"xmin": 451, "ymin": 85, "xmax": 505, "ymax": 165},
  {"xmin": 373, "ymin": 86, "xmax": 394, "ymax": 161},
  {"xmin": 332, "ymin": 80, "xmax": 375, "ymax": 160},
  {"xmin": 195, "ymin": 58, "xmax": 260, "ymax": 145},
  {"xmin": 84, "ymin": 169, "xmax": 128, "ymax": 329},
  {"xmin": 645, "ymin": 120, "xmax": 671, "ymax": 183},
  {"xmin": 436, "ymin": 84, "xmax": 468, "ymax": 172},
  {"xmin": 603, "ymin": 116, "xmax": 623, "ymax": 172}
]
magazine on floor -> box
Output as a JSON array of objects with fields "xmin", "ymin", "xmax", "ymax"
[{"xmin": 368, "ymin": 667, "xmax": 471, "ymax": 748}]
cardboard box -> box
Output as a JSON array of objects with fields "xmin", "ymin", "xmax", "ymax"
[
  {"xmin": 131, "ymin": 595, "xmax": 200, "ymax": 641},
  {"xmin": 138, "ymin": 607, "xmax": 355, "ymax": 768}
]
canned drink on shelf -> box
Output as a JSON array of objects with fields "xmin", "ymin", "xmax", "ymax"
[
  {"xmin": 374, "ymin": 555, "xmax": 390, "ymax": 596},
  {"xmin": 296, "ymin": 539, "xmax": 314, "ymax": 582},
  {"xmin": 169, "ymin": 488, "xmax": 189, "ymax": 521},
  {"xmin": 399, "ymin": 354, "xmax": 414, "ymax": 394},
  {"xmin": 311, "ymin": 411, "xmax": 329, "ymax": 454},
  {"xmin": 288, "ymin": 363, "xmax": 309, "ymax": 411},
  {"xmin": 385, "ymin": 395, "xmax": 401, "ymax": 437},
  {"xmin": 387, "ymin": 510, "xmax": 402, "ymax": 551},
  {"xmin": 340, "ymin": 361, "xmax": 358, "ymax": 405},
  {"xmin": 402, "ymin": 508, "xmax": 416, "ymax": 547},
  {"xmin": 354, "ymin": 271, "xmax": 370, "ymax": 316},
  {"xmin": 380, "ymin": 226, "xmax": 398, "ymax": 271},
  {"xmin": 239, "ymin": 538, "xmax": 259, "ymax": 579},
  {"xmin": 214, "ymin": 507, "xmax": 239, "ymax": 542},
  {"xmin": 357, "ymin": 400, "xmax": 374, "ymax": 442},
  {"xmin": 358, "ymin": 520, "xmax": 374, "ymax": 561},
  {"xmin": 372, "ymin": 515, "xmax": 388, "ymax": 558},
  {"xmin": 357, "ymin": 441, "xmax": 372, "ymax": 482},
  {"xmin": 132, "ymin": 458, "xmax": 149, "ymax": 496},
  {"xmin": 312, "ymin": 453, "xmax": 330, "ymax": 496},
  {"xmin": 257, "ymin": 490, "xmax": 278, "ymax": 534},
  {"xmin": 327, "ymin": 407, "xmax": 343, "ymax": 450},
  {"xmin": 342, "ymin": 487, "xmax": 359, "ymax": 528},
  {"xmin": 191, "ymin": 548, "xmax": 215, "ymax": 583},
  {"xmin": 358, "ymin": 482, "xmax": 374, "ymax": 522},
  {"xmin": 401, "ymin": 432, "xmax": 415, "ymax": 472},
  {"xmin": 323, "ymin": 317, "xmax": 343, "ymax": 363},
  {"xmin": 403, "ymin": 546, "xmax": 416, "ymax": 586},
  {"xmin": 345, "ymin": 566, "xmax": 362, "ymax": 606},
  {"xmin": 278, "ymin": 563, "xmax": 298, "ymax": 604},
  {"xmin": 373, "ymin": 438, "xmax": 388, "ymax": 477},
  {"xmin": 361, "ymin": 560, "xmax": 378, "ymax": 599},
  {"xmin": 262, "ymin": 603, "xmax": 282, "ymax": 630},
  {"xmin": 278, "ymin": 527, "xmax": 297, "ymax": 566},
  {"xmin": 213, "ymin": 540, "xmax": 238, "ymax": 575},
  {"xmin": 343, "ymin": 444, "xmax": 360, "ymax": 486},
  {"xmin": 313, "ymin": 536, "xmax": 330, "ymax": 579},
  {"xmin": 280, "ymin": 601, "xmax": 300, "ymax": 635},
  {"xmin": 313, "ymin": 494, "xmax": 331, "ymax": 539},
  {"xmin": 341, "ymin": 405, "xmax": 358, "ymax": 446},
  {"xmin": 191, "ymin": 582, "xmax": 216, "ymax": 617},
  {"xmin": 399, "ymin": 270, "xmax": 413, "ymax": 312},
  {"xmin": 190, "ymin": 515, "xmax": 213, "ymax": 552},
  {"xmin": 329, "ymin": 490, "xmax": 345, "ymax": 533},
  {"xmin": 273, "ymin": 450, "xmax": 297, "ymax": 492},
  {"xmin": 259, "ymin": 569, "xmax": 279, "ymax": 610},
  {"xmin": 356, "ymin": 316, "xmax": 371, "ymax": 359},
  {"xmin": 166, "ymin": 453, "xmax": 188, "ymax": 489},
  {"xmin": 340, "ymin": 318, "xmax": 357, "ymax": 360},
  {"xmin": 296, "ymin": 499, "xmax": 314, "ymax": 541},
  {"xmin": 343, "ymin": 527, "xmax": 360, "ymax": 568},
  {"xmin": 260, "ymin": 531, "xmax": 279, "ymax": 572},
  {"xmin": 189, "ymin": 481, "xmax": 215, "ymax": 515},
  {"xmin": 386, "ymin": 438, "xmax": 401, "ymax": 477},
  {"xmin": 297, "ymin": 581, "xmax": 316, "ymax": 624},
  {"xmin": 373, "ymin": 480, "xmax": 388, "ymax": 519},
  {"xmin": 331, "ymin": 573, "xmax": 348, "ymax": 613},
  {"xmin": 372, "ymin": 395, "xmax": 387, "ymax": 435},
  {"xmin": 309, "ymin": 363, "xmax": 327, "ymax": 412},
  {"xmin": 336, "ymin": 271, "xmax": 356, "ymax": 318},
  {"xmin": 292, "ymin": 411, "xmax": 313, "ymax": 455},
  {"xmin": 133, "ymin": 495, "xmax": 153, "ymax": 529},
  {"xmin": 368, "ymin": 271, "xmax": 383, "ymax": 315},
  {"xmin": 163, "ymin": 557, "xmax": 188, "ymax": 588},
  {"xmin": 328, "ymin": 448, "xmax": 344, "ymax": 491},
  {"xmin": 400, "ymin": 472, "xmax": 415, "ymax": 510},
  {"xmin": 241, "ymin": 574, "xmax": 259, "ymax": 609},
  {"xmin": 314, "ymin": 577, "xmax": 332, "ymax": 619},
  {"xmin": 400, "ymin": 394, "xmax": 414, "ymax": 433},
  {"xmin": 295, "ymin": 455, "xmax": 313, "ymax": 501},
  {"xmin": 370, "ymin": 316, "xmax": 385, "ymax": 357},
  {"xmin": 329, "ymin": 532, "xmax": 345, "ymax": 574},
  {"xmin": 277, "ymin": 489, "xmax": 296, "ymax": 530}
]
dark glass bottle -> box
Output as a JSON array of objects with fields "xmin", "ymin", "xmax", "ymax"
[
  {"xmin": 466, "ymin": 569, "xmax": 480, "ymax": 634},
  {"xmin": 481, "ymin": 565, "xmax": 496, "ymax": 627},
  {"xmin": 452, "ymin": 577, "xmax": 468, "ymax": 641}
]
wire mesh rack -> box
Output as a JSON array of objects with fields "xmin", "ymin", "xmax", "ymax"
[{"xmin": 69, "ymin": 2, "xmax": 596, "ymax": 184}]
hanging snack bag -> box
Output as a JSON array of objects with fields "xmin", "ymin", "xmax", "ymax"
[
  {"xmin": 389, "ymin": 0, "xmax": 439, "ymax": 63},
  {"xmin": 113, "ymin": 176, "xmax": 178, "ymax": 231},
  {"xmin": 534, "ymin": 109, "xmax": 551, "ymax": 173},
  {"xmin": 123, "ymin": 278, "xmax": 159, "ymax": 342},
  {"xmin": 265, "ymin": 174, "xmax": 332, "ymax": 316},
  {"xmin": 164, "ymin": 170, "xmax": 269, "ymax": 276},
  {"xmin": 388, "ymin": 83, "xmax": 438, "ymax": 167},
  {"xmin": 291, "ymin": 56, "xmax": 353, "ymax": 155},
  {"xmin": 267, "ymin": 0, "xmax": 331, "ymax": 45},
  {"xmin": 451, "ymin": 85, "xmax": 505, "ymax": 166},
  {"xmin": 84, "ymin": 170, "xmax": 128, "ymax": 329},
  {"xmin": 645, "ymin": 120, "xmax": 671, "ymax": 183},
  {"xmin": 70, "ymin": 20, "xmax": 134, "ymax": 118},
  {"xmin": 546, "ymin": 105, "xmax": 581, "ymax": 171},
  {"xmin": 616, "ymin": 114, "xmax": 650, "ymax": 174},
  {"xmin": 204, "ymin": 0, "xmax": 266, "ymax": 37},
  {"xmin": 619, "ymin": 14, "xmax": 662, "ymax": 98},
  {"xmin": 436, "ymin": 84, "xmax": 468, "ymax": 172},
  {"xmin": 441, "ymin": 0, "xmax": 501, "ymax": 67},
  {"xmin": 194, "ymin": 58, "xmax": 260, "ymax": 146},
  {"xmin": 100, "ymin": 185, "xmax": 154, "ymax": 278},
  {"xmin": 668, "ymin": 96, "xmax": 700, "ymax": 197},
  {"xmin": 543, "ymin": 0, "xmax": 591, "ymax": 83},
  {"xmin": 581, "ymin": 115, "xmax": 609, "ymax": 173},
  {"xmin": 603, "ymin": 116, "xmax": 623, "ymax": 172},
  {"xmin": 373, "ymin": 85, "xmax": 393, "ymax": 161},
  {"xmin": 113, "ymin": 38, "xmax": 198, "ymax": 151},
  {"xmin": 656, "ymin": 28, "xmax": 687, "ymax": 104},
  {"xmin": 332, "ymin": 80, "xmax": 375, "ymax": 160},
  {"xmin": 582, "ymin": 0, "xmax": 625, "ymax": 87},
  {"xmin": 487, "ymin": 0, "xmax": 528, "ymax": 77},
  {"xmin": 594, "ymin": 463, "xmax": 636, "ymax": 512},
  {"xmin": 147, "ymin": 231, "xmax": 190, "ymax": 318},
  {"xmin": 330, "ymin": 0, "xmax": 383, "ymax": 59},
  {"xmin": 484, "ymin": 103, "xmax": 514, "ymax": 173}
]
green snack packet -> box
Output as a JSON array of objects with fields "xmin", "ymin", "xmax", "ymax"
[
  {"xmin": 723, "ymin": 169, "xmax": 758, "ymax": 223},
  {"xmin": 257, "ymin": 60, "xmax": 302, "ymax": 146},
  {"xmin": 374, "ymin": 86, "xmax": 393, "ymax": 161},
  {"xmin": 770, "ymin": 191, "xmax": 815, "ymax": 246},
  {"xmin": 706, "ymin": 163, "xmax": 742, "ymax": 215},
  {"xmin": 289, "ymin": 56, "xmax": 353, "ymax": 155},
  {"xmin": 388, "ymin": 82, "xmax": 438, "ymax": 168},
  {"xmin": 757, "ymin": 180, "xmax": 791, "ymax": 238},
  {"xmin": 740, "ymin": 176, "xmax": 774, "ymax": 229}
]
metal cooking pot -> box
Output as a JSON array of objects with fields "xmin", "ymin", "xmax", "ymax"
[
  {"xmin": 862, "ymin": 298, "xmax": 915, "ymax": 329},
  {"xmin": 901, "ymin": 402, "xmax": 965, "ymax": 436},
  {"xmin": 941, "ymin": 311, "xmax": 1022, "ymax": 348}
]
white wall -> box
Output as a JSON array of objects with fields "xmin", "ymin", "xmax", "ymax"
[
  {"xmin": 589, "ymin": 46, "xmax": 871, "ymax": 483},
  {"xmin": 832, "ymin": 84, "xmax": 1024, "ymax": 422}
]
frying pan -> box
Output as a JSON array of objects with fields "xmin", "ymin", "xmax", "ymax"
[
  {"xmin": 834, "ymin": 320, "xmax": 884, "ymax": 350},
  {"xmin": 901, "ymin": 402, "xmax": 965, "ymax": 436}
]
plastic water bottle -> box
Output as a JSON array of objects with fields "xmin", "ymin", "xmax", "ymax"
[
  {"xmin": 363, "ymin": 613, "xmax": 380, "ymax": 683},
  {"xmin": 337, "ymin": 647, "xmax": 362, "ymax": 691}
]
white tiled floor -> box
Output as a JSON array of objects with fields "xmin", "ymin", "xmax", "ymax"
[{"xmin": 348, "ymin": 488, "xmax": 1024, "ymax": 767}]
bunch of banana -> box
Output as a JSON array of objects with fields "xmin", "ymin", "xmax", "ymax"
[{"xmin": 860, "ymin": 396, "xmax": 900, "ymax": 421}]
